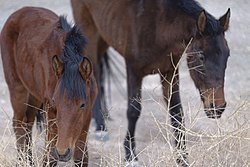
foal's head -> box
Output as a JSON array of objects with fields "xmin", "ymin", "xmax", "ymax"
[
  {"xmin": 187, "ymin": 9, "xmax": 230, "ymax": 119},
  {"xmin": 51, "ymin": 17, "xmax": 96, "ymax": 162}
]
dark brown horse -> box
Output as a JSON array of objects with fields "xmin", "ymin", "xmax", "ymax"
[
  {"xmin": 0, "ymin": 7, "xmax": 97, "ymax": 166},
  {"xmin": 71, "ymin": 0, "xmax": 230, "ymax": 166}
]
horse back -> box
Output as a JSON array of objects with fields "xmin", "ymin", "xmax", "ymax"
[
  {"xmin": 0, "ymin": 7, "xmax": 62, "ymax": 101},
  {"xmin": 75, "ymin": 0, "xmax": 189, "ymax": 75}
]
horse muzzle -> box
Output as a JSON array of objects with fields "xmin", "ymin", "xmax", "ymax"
[
  {"xmin": 200, "ymin": 87, "xmax": 226, "ymax": 119},
  {"xmin": 54, "ymin": 147, "xmax": 73, "ymax": 162},
  {"xmin": 204, "ymin": 102, "xmax": 226, "ymax": 119}
]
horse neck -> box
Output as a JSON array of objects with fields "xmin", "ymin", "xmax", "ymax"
[
  {"xmin": 83, "ymin": 0, "xmax": 197, "ymax": 56},
  {"xmin": 156, "ymin": 2, "xmax": 197, "ymax": 54},
  {"xmin": 126, "ymin": 1, "xmax": 197, "ymax": 56}
]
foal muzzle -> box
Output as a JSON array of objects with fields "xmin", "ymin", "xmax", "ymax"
[{"xmin": 54, "ymin": 147, "xmax": 72, "ymax": 162}]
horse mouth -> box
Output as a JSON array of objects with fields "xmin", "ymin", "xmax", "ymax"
[
  {"xmin": 58, "ymin": 154, "xmax": 71, "ymax": 162},
  {"xmin": 204, "ymin": 103, "xmax": 226, "ymax": 119},
  {"xmin": 54, "ymin": 148, "xmax": 72, "ymax": 162}
]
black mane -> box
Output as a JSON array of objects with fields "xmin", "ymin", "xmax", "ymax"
[
  {"xmin": 59, "ymin": 16, "xmax": 88, "ymax": 99},
  {"xmin": 174, "ymin": 0, "xmax": 224, "ymax": 35}
]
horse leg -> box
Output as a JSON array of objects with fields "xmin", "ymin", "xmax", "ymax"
[
  {"xmin": 90, "ymin": 38, "xmax": 109, "ymax": 140},
  {"xmin": 97, "ymin": 37, "xmax": 109, "ymax": 119},
  {"xmin": 161, "ymin": 69, "xmax": 188, "ymax": 166},
  {"xmin": 124, "ymin": 65, "xmax": 143, "ymax": 165},
  {"xmin": 24, "ymin": 94, "xmax": 42, "ymax": 166},
  {"xmin": 92, "ymin": 37, "xmax": 110, "ymax": 140},
  {"xmin": 71, "ymin": 0, "xmax": 108, "ymax": 139},
  {"xmin": 9, "ymin": 84, "xmax": 30, "ymax": 165},
  {"xmin": 43, "ymin": 103, "xmax": 58, "ymax": 167}
]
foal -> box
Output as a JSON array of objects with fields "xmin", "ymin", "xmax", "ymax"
[{"xmin": 1, "ymin": 7, "xmax": 97, "ymax": 166}]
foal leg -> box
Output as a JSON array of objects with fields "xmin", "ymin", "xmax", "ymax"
[
  {"xmin": 161, "ymin": 70, "xmax": 188, "ymax": 166},
  {"xmin": 124, "ymin": 66, "xmax": 143, "ymax": 165},
  {"xmin": 9, "ymin": 84, "xmax": 30, "ymax": 165},
  {"xmin": 24, "ymin": 94, "xmax": 42, "ymax": 166}
]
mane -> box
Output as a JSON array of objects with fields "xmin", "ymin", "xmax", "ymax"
[
  {"xmin": 58, "ymin": 16, "xmax": 88, "ymax": 100},
  {"xmin": 173, "ymin": 0, "xmax": 224, "ymax": 35}
]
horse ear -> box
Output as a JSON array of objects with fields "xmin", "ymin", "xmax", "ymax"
[
  {"xmin": 219, "ymin": 8, "xmax": 230, "ymax": 31},
  {"xmin": 197, "ymin": 10, "xmax": 207, "ymax": 33},
  {"xmin": 52, "ymin": 55, "xmax": 64, "ymax": 77},
  {"xmin": 79, "ymin": 57, "xmax": 92, "ymax": 80}
]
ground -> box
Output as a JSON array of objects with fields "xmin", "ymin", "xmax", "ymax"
[{"xmin": 0, "ymin": 0, "xmax": 250, "ymax": 167}]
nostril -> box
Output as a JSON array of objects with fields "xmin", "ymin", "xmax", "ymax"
[
  {"xmin": 209, "ymin": 103, "xmax": 215, "ymax": 109},
  {"xmin": 218, "ymin": 107, "xmax": 225, "ymax": 114},
  {"xmin": 55, "ymin": 148, "xmax": 72, "ymax": 162},
  {"xmin": 56, "ymin": 148, "xmax": 71, "ymax": 157},
  {"xmin": 64, "ymin": 148, "xmax": 71, "ymax": 156}
]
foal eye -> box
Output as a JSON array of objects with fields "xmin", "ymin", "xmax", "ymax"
[{"xmin": 80, "ymin": 103, "xmax": 86, "ymax": 109}]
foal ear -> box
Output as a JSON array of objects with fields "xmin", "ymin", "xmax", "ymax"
[
  {"xmin": 52, "ymin": 55, "xmax": 64, "ymax": 78},
  {"xmin": 219, "ymin": 8, "xmax": 230, "ymax": 31},
  {"xmin": 197, "ymin": 10, "xmax": 207, "ymax": 33},
  {"xmin": 79, "ymin": 57, "xmax": 92, "ymax": 80}
]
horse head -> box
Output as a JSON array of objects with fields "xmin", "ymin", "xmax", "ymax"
[
  {"xmin": 187, "ymin": 9, "xmax": 230, "ymax": 119},
  {"xmin": 51, "ymin": 54, "xmax": 95, "ymax": 162}
]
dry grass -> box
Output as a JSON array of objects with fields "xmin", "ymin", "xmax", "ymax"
[
  {"xmin": 1, "ymin": 48, "xmax": 250, "ymax": 167},
  {"xmin": 1, "ymin": 96, "xmax": 250, "ymax": 167}
]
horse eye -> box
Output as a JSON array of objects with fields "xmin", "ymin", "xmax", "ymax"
[{"xmin": 80, "ymin": 103, "xmax": 86, "ymax": 109}]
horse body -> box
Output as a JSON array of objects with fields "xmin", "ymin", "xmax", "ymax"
[
  {"xmin": 3, "ymin": 8, "xmax": 59, "ymax": 101},
  {"xmin": 71, "ymin": 0, "xmax": 230, "ymax": 165},
  {"xmin": 78, "ymin": 1, "xmax": 193, "ymax": 75},
  {"xmin": 1, "ymin": 7, "xmax": 97, "ymax": 166}
]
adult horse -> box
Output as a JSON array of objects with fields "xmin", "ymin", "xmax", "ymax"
[
  {"xmin": 0, "ymin": 7, "xmax": 97, "ymax": 166},
  {"xmin": 71, "ymin": 0, "xmax": 230, "ymax": 166}
]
